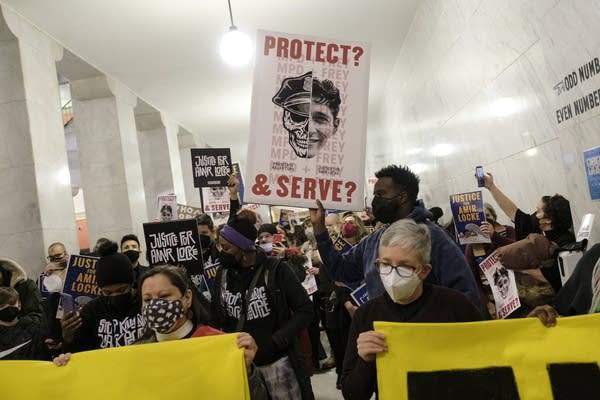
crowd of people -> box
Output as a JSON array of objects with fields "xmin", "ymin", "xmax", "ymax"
[{"xmin": 1, "ymin": 164, "xmax": 598, "ymax": 400}]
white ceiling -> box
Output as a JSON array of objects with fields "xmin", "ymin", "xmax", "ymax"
[{"xmin": 2, "ymin": 0, "xmax": 420, "ymax": 162}]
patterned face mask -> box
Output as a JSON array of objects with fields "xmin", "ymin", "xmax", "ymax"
[{"xmin": 142, "ymin": 298, "xmax": 185, "ymax": 334}]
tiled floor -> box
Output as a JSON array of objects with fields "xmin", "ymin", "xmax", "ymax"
[
  {"xmin": 311, "ymin": 331, "xmax": 344, "ymax": 399},
  {"xmin": 311, "ymin": 368, "xmax": 343, "ymax": 400}
]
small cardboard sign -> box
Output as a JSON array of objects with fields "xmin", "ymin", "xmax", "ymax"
[
  {"xmin": 143, "ymin": 219, "xmax": 203, "ymax": 279},
  {"xmin": 191, "ymin": 148, "xmax": 232, "ymax": 187}
]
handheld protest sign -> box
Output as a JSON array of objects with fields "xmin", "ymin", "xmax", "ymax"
[
  {"xmin": 201, "ymin": 186, "xmax": 231, "ymax": 226},
  {"xmin": 157, "ymin": 194, "xmax": 177, "ymax": 222},
  {"xmin": 245, "ymin": 30, "xmax": 371, "ymax": 210},
  {"xmin": 478, "ymin": 253, "xmax": 521, "ymax": 319},
  {"xmin": 191, "ymin": 148, "xmax": 232, "ymax": 187},
  {"xmin": 449, "ymin": 191, "xmax": 491, "ymax": 245},
  {"xmin": 62, "ymin": 254, "xmax": 100, "ymax": 311},
  {"xmin": 201, "ymin": 186, "xmax": 230, "ymax": 214},
  {"xmin": 177, "ymin": 203, "xmax": 203, "ymax": 220},
  {"xmin": 143, "ymin": 219, "xmax": 203, "ymax": 285}
]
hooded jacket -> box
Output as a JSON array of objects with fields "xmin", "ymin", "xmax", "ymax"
[
  {"xmin": 315, "ymin": 200, "xmax": 482, "ymax": 309},
  {"xmin": 66, "ymin": 294, "xmax": 144, "ymax": 352},
  {"xmin": 0, "ymin": 258, "xmax": 43, "ymax": 325}
]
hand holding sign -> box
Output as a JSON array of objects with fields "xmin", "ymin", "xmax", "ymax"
[
  {"xmin": 309, "ymin": 200, "xmax": 327, "ymax": 235},
  {"xmin": 227, "ymin": 172, "xmax": 240, "ymax": 200},
  {"xmin": 357, "ymin": 330, "xmax": 387, "ymax": 362}
]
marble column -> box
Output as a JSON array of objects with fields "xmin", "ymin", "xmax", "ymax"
[
  {"xmin": 0, "ymin": 6, "xmax": 77, "ymax": 277},
  {"xmin": 178, "ymin": 129, "xmax": 202, "ymax": 208},
  {"xmin": 162, "ymin": 114, "xmax": 187, "ymax": 205},
  {"xmin": 71, "ymin": 75, "xmax": 148, "ymax": 245},
  {"xmin": 135, "ymin": 102, "xmax": 174, "ymax": 219}
]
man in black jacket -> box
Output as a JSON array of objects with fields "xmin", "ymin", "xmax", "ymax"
[{"xmin": 211, "ymin": 211, "xmax": 315, "ymax": 400}]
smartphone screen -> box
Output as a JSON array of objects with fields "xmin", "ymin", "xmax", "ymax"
[
  {"xmin": 60, "ymin": 293, "xmax": 75, "ymax": 315},
  {"xmin": 476, "ymin": 166, "xmax": 485, "ymax": 187}
]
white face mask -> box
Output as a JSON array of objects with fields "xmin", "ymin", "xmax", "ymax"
[
  {"xmin": 43, "ymin": 274, "xmax": 63, "ymax": 293},
  {"xmin": 260, "ymin": 242, "xmax": 273, "ymax": 253},
  {"xmin": 380, "ymin": 270, "xmax": 421, "ymax": 303}
]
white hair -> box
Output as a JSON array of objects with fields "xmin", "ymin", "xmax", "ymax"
[{"xmin": 379, "ymin": 219, "xmax": 431, "ymax": 264}]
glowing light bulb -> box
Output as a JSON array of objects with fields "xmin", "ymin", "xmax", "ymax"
[{"xmin": 220, "ymin": 27, "xmax": 252, "ymax": 66}]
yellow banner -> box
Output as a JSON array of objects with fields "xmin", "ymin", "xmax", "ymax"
[
  {"xmin": 2, "ymin": 333, "xmax": 249, "ymax": 400},
  {"xmin": 375, "ymin": 314, "xmax": 600, "ymax": 400}
]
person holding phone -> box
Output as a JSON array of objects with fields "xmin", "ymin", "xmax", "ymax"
[
  {"xmin": 60, "ymin": 240, "xmax": 144, "ymax": 352},
  {"xmin": 479, "ymin": 172, "xmax": 575, "ymax": 291},
  {"xmin": 257, "ymin": 224, "xmax": 287, "ymax": 257}
]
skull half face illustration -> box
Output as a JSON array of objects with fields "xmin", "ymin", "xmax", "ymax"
[
  {"xmin": 497, "ymin": 275, "xmax": 510, "ymax": 299},
  {"xmin": 283, "ymin": 110, "xmax": 311, "ymax": 158},
  {"xmin": 210, "ymin": 186, "xmax": 227, "ymax": 199}
]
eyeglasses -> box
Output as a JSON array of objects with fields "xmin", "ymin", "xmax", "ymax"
[
  {"xmin": 47, "ymin": 252, "xmax": 67, "ymax": 262},
  {"xmin": 375, "ymin": 259, "xmax": 420, "ymax": 277}
]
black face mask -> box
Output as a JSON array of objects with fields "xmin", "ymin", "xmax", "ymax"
[
  {"xmin": 372, "ymin": 195, "xmax": 402, "ymax": 224},
  {"xmin": 123, "ymin": 250, "xmax": 140, "ymax": 264},
  {"xmin": 200, "ymin": 234, "xmax": 213, "ymax": 252},
  {"xmin": 219, "ymin": 251, "xmax": 240, "ymax": 269},
  {"xmin": 0, "ymin": 306, "xmax": 19, "ymax": 322},
  {"xmin": 103, "ymin": 292, "xmax": 132, "ymax": 313}
]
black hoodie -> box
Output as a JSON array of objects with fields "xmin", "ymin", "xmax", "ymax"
[{"xmin": 66, "ymin": 293, "xmax": 144, "ymax": 352}]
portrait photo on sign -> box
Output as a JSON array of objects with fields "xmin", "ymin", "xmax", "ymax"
[{"xmin": 272, "ymin": 71, "xmax": 341, "ymax": 159}]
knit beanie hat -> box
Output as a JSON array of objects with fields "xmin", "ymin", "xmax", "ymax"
[
  {"xmin": 220, "ymin": 213, "xmax": 258, "ymax": 251},
  {"xmin": 257, "ymin": 223, "xmax": 277, "ymax": 236},
  {"xmin": 95, "ymin": 240, "xmax": 134, "ymax": 287}
]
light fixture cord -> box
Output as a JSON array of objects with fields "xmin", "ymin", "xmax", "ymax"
[{"xmin": 227, "ymin": 0, "xmax": 236, "ymax": 28}]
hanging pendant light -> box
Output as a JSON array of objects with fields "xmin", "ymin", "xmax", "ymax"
[{"xmin": 220, "ymin": 0, "xmax": 252, "ymax": 66}]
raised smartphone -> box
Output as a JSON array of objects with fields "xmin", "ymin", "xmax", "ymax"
[{"xmin": 476, "ymin": 166, "xmax": 485, "ymax": 187}]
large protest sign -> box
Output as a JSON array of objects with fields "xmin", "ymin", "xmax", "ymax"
[
  {"xmin": 245, "ymin": 30, "xmax": 370, "ymax": 210},
  {"xmin": 449, "ymin": 191, "xmax": 491, "ymax": 245},
  {"xmin": 2, "ymin": 333, "xmax": 250, "ymax": 399},
  {"xmin": 191, "ymin": 148, "xmax": 232, "ymax": 187},
  {"xmin": 375, "ymin": 314, "xmax": 600, "ymax": 400},
  {"xmin": 62, "ymin": 254, "xmax": 100, "ymax": 310},
  {"xmin": 478, "ymin": 252, "xmax": 520, "ymax": 319},
  {"xmin": 143, "ymin": 219, "xmax": 203, "ymax": 285}
]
